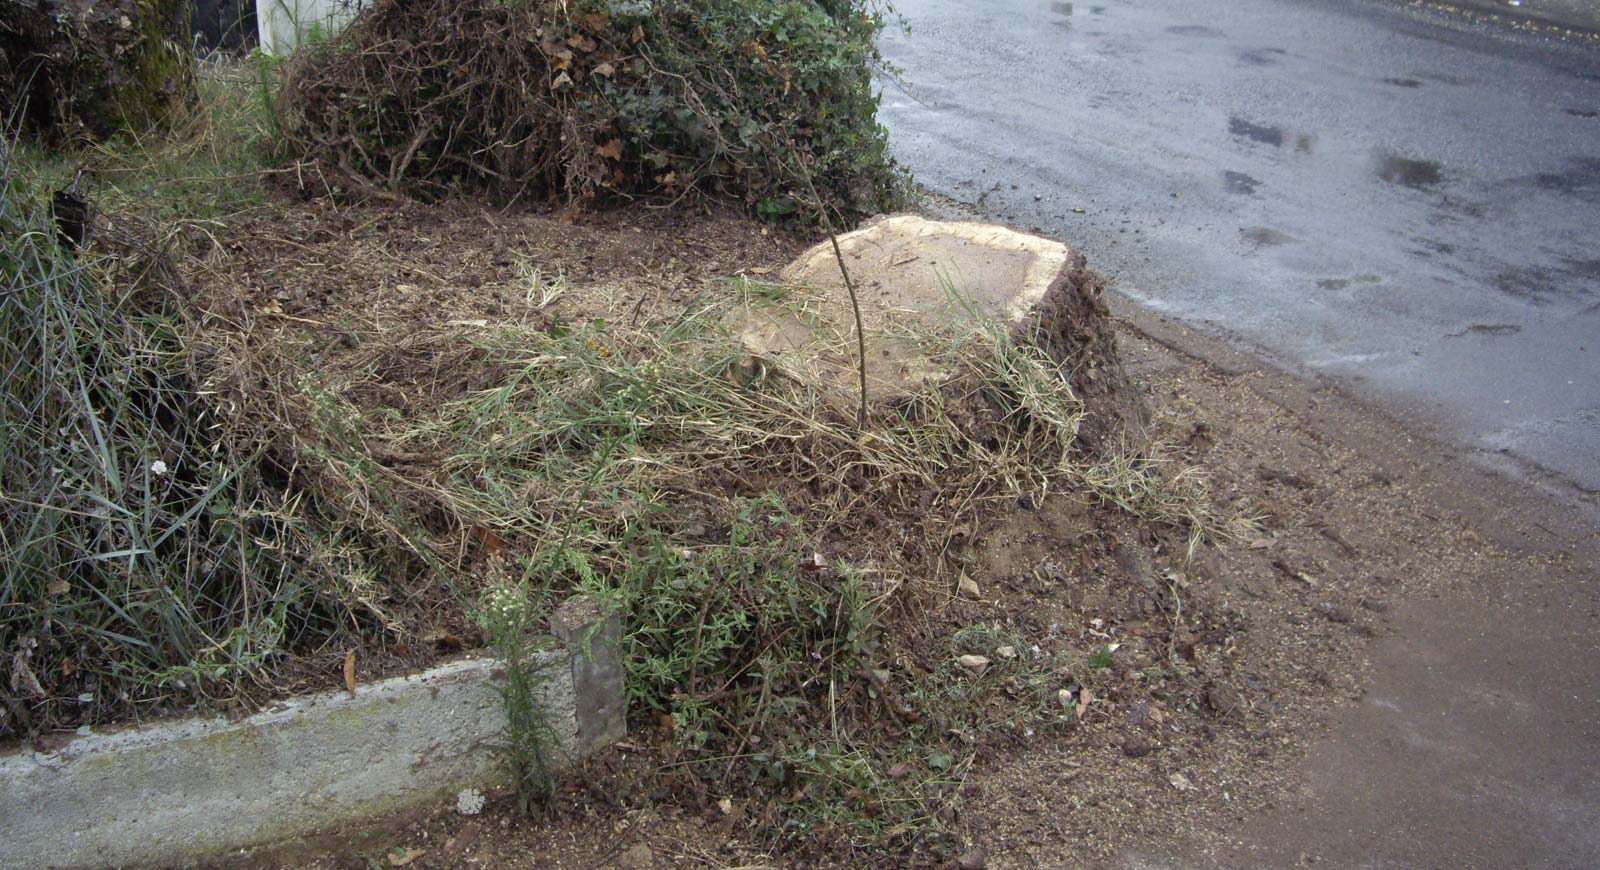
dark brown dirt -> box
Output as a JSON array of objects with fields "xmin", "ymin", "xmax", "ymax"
[
  {"xmin": 185, "ymin": 200, "xmax": 1598, "ymax": 869},
  {"xmin": 201, "ymin": 203, "xmax": 1395, "ymax": 870},
  {"xmin": 1027, "ymin": 255, "xmax": 1147, "ymax": 452},
  {"xmin": 232, "ymin": 298, "xmax": 1599, "ymax": 870}
]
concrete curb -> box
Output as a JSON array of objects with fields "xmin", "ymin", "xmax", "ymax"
[{"xmin": 0, "ymin": 596, "xmax": 625, "ymax": 869}]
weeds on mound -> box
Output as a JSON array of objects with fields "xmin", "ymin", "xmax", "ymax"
[{"xmin": 190, "ymin": 271, "xmax": 1238, "ymax": 847}]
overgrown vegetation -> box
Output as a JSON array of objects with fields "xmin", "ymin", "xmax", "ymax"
[
  {"xmin": 474, "ymin": 576, "xmax": 565, "ymax": 815},
  {"xmin": 2, "ymin": 28, "xmax": 1240, "ymax": 859},
  {"xmin": 1, "ymin": 0, "xmax": 194, "ymax": 141},
  {"xmin": 185, "ymin": 265, "xmax": 1234, "ymax": 842},
  {"xmin": 275, "ymin": 0, "xmax": 905, "ymax": 223},
  {"xmin": 11, "ymin": 57, "xmax": 277, "ymax": 222},
  {"xmin": 0, "ymin": 123, "xmax": 354, "ymax": 737}
]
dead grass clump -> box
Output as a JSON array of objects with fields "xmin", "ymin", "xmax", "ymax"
[{"xmin": 0, "ymin": 144, "xmax": 358, "ymax": 742}]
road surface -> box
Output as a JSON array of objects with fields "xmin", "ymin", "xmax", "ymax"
[{"xmin": 878, "ymin": 0, "xmax": 1600, "ymax": 490}]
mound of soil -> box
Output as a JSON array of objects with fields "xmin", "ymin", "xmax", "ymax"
[
  {"xmin": 179, "ymin": 198, "xmax": 1391, "ymax": 868},
  {"xmin": 1030, "ymin": 254, "xmax": 1149, "ymax": 451}
]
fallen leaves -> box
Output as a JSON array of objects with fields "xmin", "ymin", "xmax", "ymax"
[{"xmin": 343, "ymin": 649, "xmax": 357, "ymax": 697}]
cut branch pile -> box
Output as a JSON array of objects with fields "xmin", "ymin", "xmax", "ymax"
[{"xmin": 276, "ymin": 0, "xmax": 902, "ymax": 222}]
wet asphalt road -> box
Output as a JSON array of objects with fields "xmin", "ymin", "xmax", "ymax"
[{"xmin": 877, "ymin": 0, "xmax": 1600, "ymax": 490}]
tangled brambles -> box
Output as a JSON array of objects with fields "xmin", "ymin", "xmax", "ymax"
[{"xmin": 276, "ymin": 0, "xmax": 905, "ymax": 222}]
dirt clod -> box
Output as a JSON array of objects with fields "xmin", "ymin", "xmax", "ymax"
[{"xmin": 958, "ymin": 845, "xmax": 990, "ymax": 869}]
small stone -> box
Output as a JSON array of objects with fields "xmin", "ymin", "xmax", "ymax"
[
  {"xmin": 455, "ymin": 788, "xmax": 486, "ymax": 816},
  {"xmin": 995, "ymin": 645, "xmax": 1017, "ymax": 660},
  {"xmin": 868, "ymin": 668, "xmax": 892, "ymax": 688},
  {"xmin": 958, "ymin": 573, "xmax": 981, "ymax": 599},
  {"xmin": 1121, "ymin": 735, "xmax": 1156, "ymax": 758},
  {"xmin": 958, "ymin": 654, "xmax": 991, "ymax": 673},
  {"xmin": 1320, "ymin": 603, "xmax": 1353, "ymax": 623},
  {"xmin": 1205, "ymin": 683, "xmax": 1242, "ymax": 716},
  {"xmin": 618, "ymin": 843, "xmax": 654, "ymax": 869}
]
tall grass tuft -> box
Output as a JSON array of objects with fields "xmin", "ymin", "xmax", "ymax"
[{"xmin": 0, "ymin": 124, "xmax": 344, "ymax": 740}]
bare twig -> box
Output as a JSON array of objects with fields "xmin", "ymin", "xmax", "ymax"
[{"xmin": 788, "ymin": 141, "xmax": 869, "ymax": 429}]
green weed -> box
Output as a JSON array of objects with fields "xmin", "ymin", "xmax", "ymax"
[{"xmin": 474, "ymin": 574, "xmax": 566, "ymax": 815}]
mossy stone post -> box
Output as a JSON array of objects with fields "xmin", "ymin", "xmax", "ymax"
[
  {"xmin": 551, "ymin": 594, "xmax": 627, "ymax": 756},
  {"xmin": 0, "ymin": 0, "xmax": 194, "ymax": 141}
]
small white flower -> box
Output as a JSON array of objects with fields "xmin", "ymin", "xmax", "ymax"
[
  {"xmin": 456, "ymin": 787, "xmax": 486, "ymax": 816},
  {"xmin": 150, "ymin": 460, "xmax": 168, "ymax": 476}
]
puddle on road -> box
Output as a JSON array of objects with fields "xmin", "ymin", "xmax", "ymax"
[
  {"xmin": 1238, "ymin": 48, "xmax": 1286, "ymax": 67},
  {"xmin": 1223, "ymin": 170, "xmax": 1260, "ymax": 195},
  {"xmin": 1382, "ymin": 77, "xmax": 1424, "ymax": 88},
  {"xmin": 1407, "ymin": 236, "xmax": 1458, "ymax": 258},
  {"xmin": 1490, "ymin": 266, "xmax": 1577, "ymax": 304},
  {"xmin": 1565, "ymin": 108, "xmax": 1599, "ymax": 119},
  {"xmin": 1375, "ymin": 152, "xmax": 1444, "ymax": 189},
  {"xmin": 1563, "ymin": 258, "xmax": 1600, "ymax": 278},
  {"xmin": 1316, "ymin": 274, "xmax": 1382, "ymax": 291},
  {"xmin": 1229, "ymin": 117, "xmax": 1285, "ymax": 147},
  {"xmin": 1532, "ymin": 157, "xmax": 1600, "ymax": 199},
  {"xmin": 1049, "ymin": 1, "xmax": 1073, "ymax": 28},
  {"xmin": 1167, "ymin": 24, "xmax": 1225, "ymax": 37},
  {"xmin": 1445, "ymin": 323, "xmax": 1522, "ymax": 338},
  {"xmin": 1241, "ymin": 226, "xmax": 1297, "ymax": 248}
]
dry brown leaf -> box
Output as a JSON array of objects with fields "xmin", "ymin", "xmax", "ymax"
[
  {"xmin": 1076, "ymin": 687, "xmax": 1092, "ymax": 718},
  {"xmin": 957, "ymin": 654, "xmax": 990, "ymax": 672},
  {"xmin": 343, "ymin": 649, "xmax": 357, "ymax": 697},
  {"xmin": 957, "ymin": 572, "xmax": 981, "ymax": 599},
  {"xmin": 46, "ymin": 580, "xmax": 69, "ymax": 596},
  {"xmin": 472, "ymin": 526, "xmax": 504, "ymax": 554},
  {"xmin": 10, "ymin": 653, "xmax": 45, "ymax": 698},
  {"xmin": 595, "ymin": 140, "xmax": 623, "ymax": 161}
]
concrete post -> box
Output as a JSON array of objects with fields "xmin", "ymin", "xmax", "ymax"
[
  {"xmin": 550, "ymin": 594, "xmax": 628, "ymax": 756},
  {"xmin": 0, "ymin": 594, "xmax": 627, "ymax": 868}
]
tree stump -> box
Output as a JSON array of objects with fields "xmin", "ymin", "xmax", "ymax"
[{"xmin": 1, "ymin": 0, "xmax": 194, "ymax": 141}]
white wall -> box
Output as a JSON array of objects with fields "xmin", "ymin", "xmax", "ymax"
[{"xmin": 255, "ymin": 0, "xmax": 367, "ymax": 55}]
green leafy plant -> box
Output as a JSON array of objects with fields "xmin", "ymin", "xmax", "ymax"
[{"xmin": 474, "ymin": 576, "xmax": 566, "ymax": 814}]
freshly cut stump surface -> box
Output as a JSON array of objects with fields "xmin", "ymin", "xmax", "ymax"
[{"xmin": 740, "ymin": 214, "xmax": 1146, "ymax": 448}]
